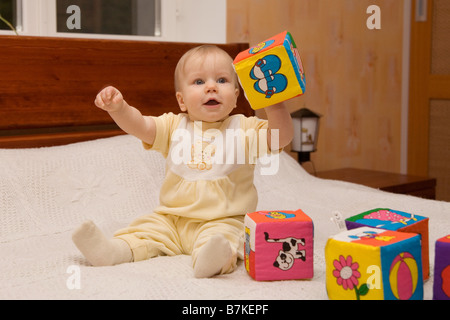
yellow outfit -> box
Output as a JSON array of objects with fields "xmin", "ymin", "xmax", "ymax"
[{"xmin": 114, "ymin": 113, "xmax": 269, "ymax": 273}]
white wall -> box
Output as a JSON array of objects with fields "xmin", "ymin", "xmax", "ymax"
[
  {"xmin": 172, "ymin": 0, "xmax": 227, "ymax": 43},
  {"xmin": 0, "ymin": 0, "xmax": 228, "ymax": 43}
]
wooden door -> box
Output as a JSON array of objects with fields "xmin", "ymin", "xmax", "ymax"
[{"xmin": 408, "ymin": 0, "xmax": 450, "ymax": 200}]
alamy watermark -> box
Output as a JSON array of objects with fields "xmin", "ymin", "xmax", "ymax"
[
  {"xmin": 366, "ymin": 5, "xmax": 381, "ymax": 30},
  {"xmin": 169, "ymin": 123, "xmax": 281, "ymax": 176},
  {"xmin": 66, "ymin": 4, "xmax": 81, "ymax": 30},
  {"xmin": 66, "ymin": 5, "xmax": 81, "ymax": 30},
  {"xmin": 64, "ymin": 4, "xmax": 381, "ymax": 32},
  {"xmin": 66, "ymin": 265, "xmax": 81, "ymax": 290}
]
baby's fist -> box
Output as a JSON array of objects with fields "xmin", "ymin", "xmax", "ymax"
[{"xmin": 95, "ymin": 86, "xmax": 124, "ymax": 112}]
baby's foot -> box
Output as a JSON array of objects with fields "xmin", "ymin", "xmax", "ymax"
[
  {"xmin": 193, "ymin": 234, "xmax": 233, "ymax": 278},
  {"xmin": 72, "ymin": 220, "xmax": 132, "ymax": 266}
]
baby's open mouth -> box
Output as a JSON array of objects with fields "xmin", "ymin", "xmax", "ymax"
[{"xmin": 204, "ymin": 99, "xmax": 220, "ymax": 106}]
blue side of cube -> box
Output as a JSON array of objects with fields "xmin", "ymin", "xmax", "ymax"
[
  {"xmin": 283, "ymin": 32, "xmax": 306, "ymax": 93},
  {"xmin": 380, "ymin": 235, "xmax": 423, "ymax": 300}
]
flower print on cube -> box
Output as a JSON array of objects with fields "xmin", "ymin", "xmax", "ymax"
[
  {"xmin": 345, "ymin": 208, "xmax": 429, "ymax": 280},
  {"xmin": 332, "ymin": 255, "xmax": 369, "ymax": 300},
  {"xmin": 244, "ymin": 209, "xmax": 313, "ymax": 281},
  {"xmin": 325, "ymin": 227, "xmax": 423, "ymax": 300}
]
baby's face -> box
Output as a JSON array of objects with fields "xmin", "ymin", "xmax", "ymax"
[{"xmin": 175, "ymin": 51, "xmax": 239, "ymax": 122}]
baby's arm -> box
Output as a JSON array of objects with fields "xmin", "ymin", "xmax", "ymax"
[
  {"xmin": 95, "ymin": 86, "xmax": 156, "ymax": 146},
  {"xmin": 264, "ymin": 102, "xmax": 294, "ymax": 150}
]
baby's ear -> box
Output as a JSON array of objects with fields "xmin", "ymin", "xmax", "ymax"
[
  {"xmin": 233, "ymin": 88, "xmax": 239, "ymax": 109},
  {"xmin": 176, "ymin": 92, "xmax": 187, "ymax": 112}
]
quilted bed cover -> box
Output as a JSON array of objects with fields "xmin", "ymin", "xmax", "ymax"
[{"xmin": 1, "ymin": 135, "xmax": 448, "ymax": 300}]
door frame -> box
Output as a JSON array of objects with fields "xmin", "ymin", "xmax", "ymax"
[{"xmin": 408, "ymin": 0, "xmax": 450, "ymax": 176}]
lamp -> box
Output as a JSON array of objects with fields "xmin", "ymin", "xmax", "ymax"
[{"xmin": 291, "ymin": 108, "xmax": 321, "ymax": 169}]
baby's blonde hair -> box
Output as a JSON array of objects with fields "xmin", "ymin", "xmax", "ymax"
[{"xmin": 174, "ymin": 45, "xmax": 239, "ymax": 92}]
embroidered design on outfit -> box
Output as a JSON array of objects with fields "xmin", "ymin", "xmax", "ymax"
[{"xmin": 187, "ymin": 140, "xmax": 216, "ymax": 171}]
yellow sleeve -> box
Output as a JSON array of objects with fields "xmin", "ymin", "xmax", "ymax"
[
  {"xmin": 241, "ymin": 116, "xmax": 267, "ymax": 160},
  {"xmin": 241, "ymin": 115, "xmax": 269, "ymax": 132},
  {"xmin": 142, "ymin": 112, "xmax": 183, "ymax": 157},
  {"xmin": 241, "ymin": 116, "xmax": 282, "ymax": 160}
]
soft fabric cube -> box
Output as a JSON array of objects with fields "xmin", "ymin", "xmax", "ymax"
[
  {"xmin": 244, "ymin": 209, "xmax": 313, "ymax": 281},
  {"xmin": 233, "ymin": 31, "xmax": 306, "ymax": 110},
  {"xmin": 433, "ymin": 235, "xmax": 450, "ymax": 300},
  {"xmin": 345, "ymin": 208, "xmax": 429, "ymax": 279},
  {"xmin": 325, "ymin": 227, "xmax": 423, "ymax": 300}
]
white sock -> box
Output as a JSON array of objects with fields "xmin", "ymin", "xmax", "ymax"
[
  {"xmin": 72, "ymin": 220, "xmax": 132, "ymax": 266},
  {"xmin": 193, "ymin": 234, "xmax": 233, "ymax": 278}
]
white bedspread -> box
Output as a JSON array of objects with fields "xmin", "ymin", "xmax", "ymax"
[{"xmin": 1, "ymin": 135, "xmax": 448, "ymax": 300}]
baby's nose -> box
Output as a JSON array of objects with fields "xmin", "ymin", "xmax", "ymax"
[{"xmin": 205, "ymin": 80, "xmax": 218, "ymax": 92}]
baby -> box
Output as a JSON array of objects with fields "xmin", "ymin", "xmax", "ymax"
[{"xmin": 72, "ymin": 45, "xmax": 294, "ymax": 278}]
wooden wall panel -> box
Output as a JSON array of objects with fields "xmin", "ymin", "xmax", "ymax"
[
  {"xmin": 431, "ymin": 0, "xmax": 450, "ymax": 74},
  {"xmin": 227, "ymin": 0, "xmax": 404, "ymax": 173},
  {"xmin": 0, "ymin": 36, "xmax": 252, "ymax": 147},
  {"xmin": 427, "ymin": 0, "xmax": 450, "ymax": 201},
  {"xmin": 0, "ymin": 36, "xmax": 252, "ymax": 131},
  {"xmin": 429, "ymin": 100, "xmax": 450, "ymax": 201}
]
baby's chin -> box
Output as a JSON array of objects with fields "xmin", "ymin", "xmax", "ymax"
[{"xmin": 186, "ymin": 109, "xmax": 233, "ymax": 123}]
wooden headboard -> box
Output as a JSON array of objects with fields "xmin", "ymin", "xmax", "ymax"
[{"xmin": 0, "ymin": 36, "xmax": 252, "ymax": 148}]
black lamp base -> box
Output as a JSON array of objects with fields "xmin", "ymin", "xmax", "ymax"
[
  {"xmin": 297, "ymin": 152, "xmax": 317, "ymax": 176},
  {"xmin": 297, "ymin": 152, "xmax": 311, "ymax": 164}
]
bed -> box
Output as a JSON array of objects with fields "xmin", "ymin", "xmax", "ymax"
[{"xmin": 1, "ymin": 36, "xmax": 449, "ymax": 301}]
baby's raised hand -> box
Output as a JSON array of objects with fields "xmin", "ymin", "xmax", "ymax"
[{"xmin": 95, "ymin": 86, "xmax": 125, "ymax": 112}]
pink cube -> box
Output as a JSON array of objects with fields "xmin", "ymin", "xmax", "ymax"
[{"xmin": 244, "ymin": 209, "xmax": 314, "ymax": 281}]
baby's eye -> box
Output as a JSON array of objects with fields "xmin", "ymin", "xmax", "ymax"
[
  {"xmin": 194, "ymin": 79, "xmax": 204, "ymax": 85},
  {"xmin": 217, "ymin": 78, "xmax": 227, "ymax": 84}
]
